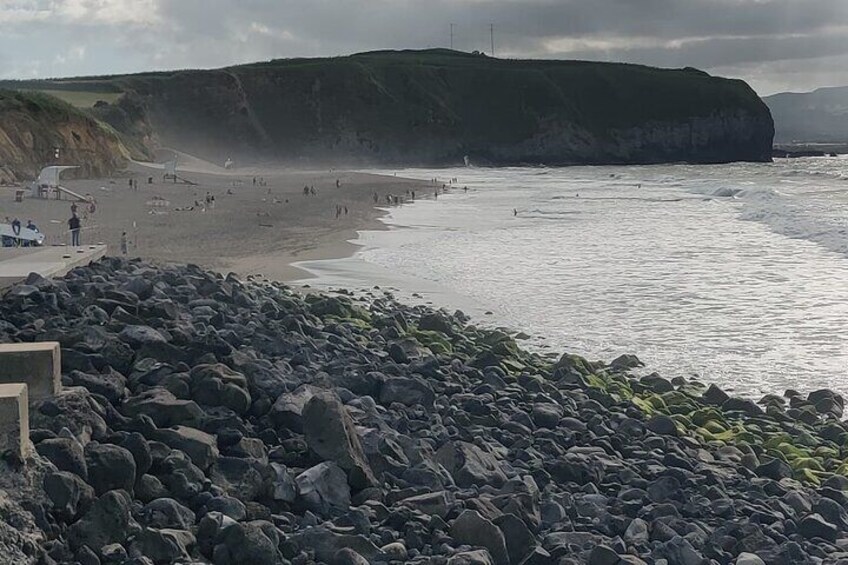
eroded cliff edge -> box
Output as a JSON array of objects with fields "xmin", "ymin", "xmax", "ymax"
[{"xmin": 0, "ymin": 91, "xmax": 134, "ymax": 183}]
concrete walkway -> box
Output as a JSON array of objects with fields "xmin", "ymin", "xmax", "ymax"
[{"xmin": 0, "ymin": 245, "xmax": 107, "ymax": 289}]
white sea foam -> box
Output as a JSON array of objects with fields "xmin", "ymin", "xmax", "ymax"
[{"xmin": 298, "ymin": 157, "xmax": 848, "ymax": 397}]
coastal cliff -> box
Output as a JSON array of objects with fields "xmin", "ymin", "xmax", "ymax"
[
  {"xmin": 0, "ymin": 91, "xmax": 133, "ymax": 183},
  {"xmin": 3, "ymin": 50, "xmax": 774, "ymax": 167}
]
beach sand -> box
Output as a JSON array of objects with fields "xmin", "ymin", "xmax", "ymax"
[{"xmin": 0, "ymin": 156, "xmax": 431, "ymax": 281}]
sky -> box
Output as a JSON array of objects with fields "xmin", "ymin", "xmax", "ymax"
[{"xmin": 1, "ymin": 0, "xmax": 847, "ymax": 95}]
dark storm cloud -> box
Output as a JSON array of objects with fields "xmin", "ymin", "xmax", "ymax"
[{"xmin": 1, "ymin": 0, "xmax": 847, "ymax": 93}]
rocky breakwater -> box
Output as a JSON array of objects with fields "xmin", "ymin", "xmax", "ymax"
[{"xmin": 1, "ymin": 259, "xmax": 848, "ymax": 564}]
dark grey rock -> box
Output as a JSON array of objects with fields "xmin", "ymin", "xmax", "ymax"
[
  {"xmin": 121, "ymin": 388, "xmax": 204, "ymax": 428},
  {"xmin": 450, "ymin": 510, "xmax": 509, "ymax": 565},
  {"xmin": 447, "ymin": 550, "xmax": 495, "ymax": 565},
  {"xmin": 44, "ymin": 471, "xmax": 95, "ymax": 521},
  {"xmin": 85, "ymin": 442, "xmax": 137, "ymax": 496},
  {"xmin": 68, "ymin": 490, "xmax": 135, "ymax": 550},
  {"xmin": 119, "ymin": 325, "xmax": 167, "ymax": 346},
  {"xmin": 645, "ymin": 415, "xmax": 678, "ymax": 436},
  {"xmin": 140, "ymin": 498, "xmax": 195, "ymax": 530},
  {"xmin": 799, "ymin": 513, "xmax": 838, "ymax": 542},
  {"xmin": 494, "ymin": 513, "xmax": 536, "ymax": 565},
  {"xmin": 435, "ymin": 441, "xmax": 506, "ymax": 488},
  {"xmin": 36, "ymin": 437, "xmax": 87, "ymax": 479},
  {"xmin": 755, "ymin": 458, "xmax": 793, "ymax": 481},
  {"xmin": 270, "ymin": 384, "xmax": 322, "ymax": 433},
  {"xmin": 296, "ymin": 462, "xmax": 351, "ymax": 514},
  {"xmin": 302, "ymin": 391, "xmax": 376, "ymax": 489},
  {"xmin": 290, "ymin": 526, "xmax": 380, "ymax": 562},
  {"xmin": 589, "ymin": 545, "xmax": 622, "ymax": 565},
  {"xmin": 154, "ymin": 425, "xmax": 219, "ymax": 470},
  {"xmin": 129, "ymin": 528, "xmax": 194, "ymax": 563},
  {"xmin": 379, "ymin": 376, "xmax": 435, "ymax": 408}
]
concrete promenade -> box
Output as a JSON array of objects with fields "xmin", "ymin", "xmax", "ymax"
[{"xmin": 0, "ymin": 245, "xmax": 107, "ymax": 289}]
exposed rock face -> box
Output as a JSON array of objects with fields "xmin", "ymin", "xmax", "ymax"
[
  {"xmin": 0, "ymin": 90, "xmax": 130, "ymax": 183},
  {"xmin": 127, "ymin": 52, "xmax": 774, "ymax": 166}
]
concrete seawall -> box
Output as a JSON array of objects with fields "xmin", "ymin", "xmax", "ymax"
[{"xmin": 0, "ymin": 245, "xmax": 107, "ymax": 289}]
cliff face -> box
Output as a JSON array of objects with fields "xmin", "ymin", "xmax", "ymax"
[
  {"xmin": 2, "ymin": 50, "xmax": 775, "ymax": 167},
  {"xmin": 0, "ymin": 91, "xmax": 130, "ymax": 183}
]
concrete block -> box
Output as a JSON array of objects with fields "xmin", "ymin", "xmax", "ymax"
[
  {"xmin": 0, "ymin": 342, "xmax": 61, "ymax": 401},
  {"xmin": 0, "ymin": 383, "xmax": 30, "ymax": 460}
]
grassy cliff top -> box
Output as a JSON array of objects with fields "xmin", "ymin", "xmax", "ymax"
[{"xmin": 0, "ymin": 49, "xmax": 763, "ymax": 122}]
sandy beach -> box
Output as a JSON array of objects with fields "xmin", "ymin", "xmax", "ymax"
[{"xmin": 0, "ymin": 155, "xmax": 432, "ymax": 281}]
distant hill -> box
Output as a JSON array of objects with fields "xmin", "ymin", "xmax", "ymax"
[
  {"xmin": 0, "ymin": 50, "xmax": 774, "ymax": 167},
  {"xmin": 764, "ymin": 86, "xmax": 848, "ymax": 144}
]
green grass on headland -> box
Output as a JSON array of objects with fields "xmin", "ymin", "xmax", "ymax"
[{"xmin": 26, "ymin": 89, "xmax": 122, "ymax": 108}]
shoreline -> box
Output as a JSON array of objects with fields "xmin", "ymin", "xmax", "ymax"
[{"xmin": 1, "ymin": 159, "xmax": 433, "ymax": 284}]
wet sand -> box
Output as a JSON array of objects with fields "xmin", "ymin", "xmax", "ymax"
[{"xmin": 0, "ymin": 159, "xmax": 430, "ymax": 281}]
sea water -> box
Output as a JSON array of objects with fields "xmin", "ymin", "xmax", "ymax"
[{"xmin": 296, "ymin": 157, "xmax": 848, "ymax": 398}]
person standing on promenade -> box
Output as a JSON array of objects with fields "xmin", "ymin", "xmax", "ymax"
[{"xmin": 68, "ymin": 214, "xmax": 81, "ymax": 246}]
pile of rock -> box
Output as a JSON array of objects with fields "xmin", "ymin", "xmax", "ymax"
[{"xmin": 0, "ymin": 258, "xmax": 847, "ymax": 564}]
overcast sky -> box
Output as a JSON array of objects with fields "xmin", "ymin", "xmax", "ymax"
[{"xmin": 2, "ymin": 0, "xmax": 847, "ymax": 95}]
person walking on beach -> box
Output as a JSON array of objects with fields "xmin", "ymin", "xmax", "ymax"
[
  {"xmin": 120, "ymin": 231, "xmax": 128, "ymax": 255},
  {"xmin": 411, "ymin": 190, "xmax": 415, "ymax": 201},
  {"xmin": 68, "ymin": 214, "xmax": 81, "ymax": 246},
  {"xmin": 336, "ymin": 179, "xmax": 341, "ymax": 188}
]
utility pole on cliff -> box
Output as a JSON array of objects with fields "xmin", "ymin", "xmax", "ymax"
[
  {"xmin": 450, "ymin": 23, "xmax": 455, "ymax": 50},
  {"xmin": 490, "ymin": 24, "xmax": 495, "ymax": 57}
]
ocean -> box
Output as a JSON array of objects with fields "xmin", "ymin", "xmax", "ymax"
[{"xmin": 296, "ymin": 157, "xmax": 848, "ymax": 398}]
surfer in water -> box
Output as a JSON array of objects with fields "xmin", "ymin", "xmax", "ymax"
[{"xmin": 513, "ymin": 208, "xmax": 518, "ymax": 216}]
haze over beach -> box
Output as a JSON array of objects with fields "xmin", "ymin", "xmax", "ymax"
[{"xmin": 4, "ymin": 2, "xmax": 848, "ymax": 565}]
